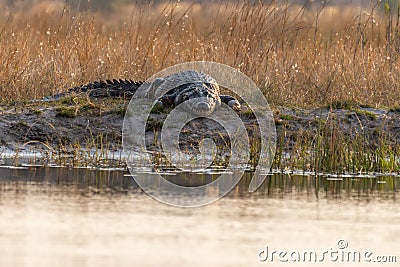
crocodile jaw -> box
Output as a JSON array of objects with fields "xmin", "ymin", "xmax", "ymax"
[{"xmin": 184, "ymin": 96, "xmax": 218, "ymax": 116}]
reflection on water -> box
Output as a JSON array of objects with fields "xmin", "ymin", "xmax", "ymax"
[{"xmin": 0, "ymin": 167, "xmax": 399, "ymax": 267}]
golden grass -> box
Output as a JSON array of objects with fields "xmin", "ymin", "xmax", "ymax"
[{"xmin": 0, "ymin": 0, "xmax": 399, "ymax": 107}]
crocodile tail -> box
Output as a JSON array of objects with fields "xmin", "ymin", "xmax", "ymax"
[{"xmin": 66, "ymin": 79, "xmax": 144, "ymax": 98}]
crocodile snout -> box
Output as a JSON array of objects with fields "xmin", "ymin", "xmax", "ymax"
[
  {"xmin": 196, "ymin": 102, "xmax": 210, "ymax": 111},
  {"xmin": 192, "ymin": 100, "xmax": 214, "ymax": 116}
]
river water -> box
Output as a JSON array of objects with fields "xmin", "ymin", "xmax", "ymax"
[{"xmin": 0, "ymin": 167, "xmax": 399, "ymax": 267}]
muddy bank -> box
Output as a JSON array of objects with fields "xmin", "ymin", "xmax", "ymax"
[{"xmin": 0, "ymin": 98, "xmax": 399, "ymax": 170}]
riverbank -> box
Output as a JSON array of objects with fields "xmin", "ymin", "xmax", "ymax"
[{"xmin": 1, "ymin": 98, "xmax": 399, "ymax": 173}]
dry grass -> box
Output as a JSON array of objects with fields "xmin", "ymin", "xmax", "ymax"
[{"xmin": 0, "ymin": 0, "xmax": 399, "ymax": 107}]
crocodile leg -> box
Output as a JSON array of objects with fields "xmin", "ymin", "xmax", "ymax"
[{"xmin": 220, "ymin": 95, "xmax": 241, "ymax": 111}]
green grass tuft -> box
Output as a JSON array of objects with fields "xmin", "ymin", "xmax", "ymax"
[{"xmin": 55, "ymin": 107, "xmax": 76, "ymax": 118}]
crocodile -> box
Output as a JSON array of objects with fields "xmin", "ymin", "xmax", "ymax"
[{"xmin": 45, "ymin": 70, "xmax": 241, "ymax": 116}]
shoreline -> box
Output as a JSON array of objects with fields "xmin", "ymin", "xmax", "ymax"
[{"xmin": 1, "ymin": 99, "xmax": 399, "ymax": 173}]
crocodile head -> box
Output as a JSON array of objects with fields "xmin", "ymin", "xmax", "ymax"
[{"xmin": 173, "ymin": 82, "xmax": 221, "ymax": 116}]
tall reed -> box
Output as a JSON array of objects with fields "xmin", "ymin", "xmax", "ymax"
[{"xmin": 0, "ymin": 0, "xmax": 399, "ymax": 107}]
